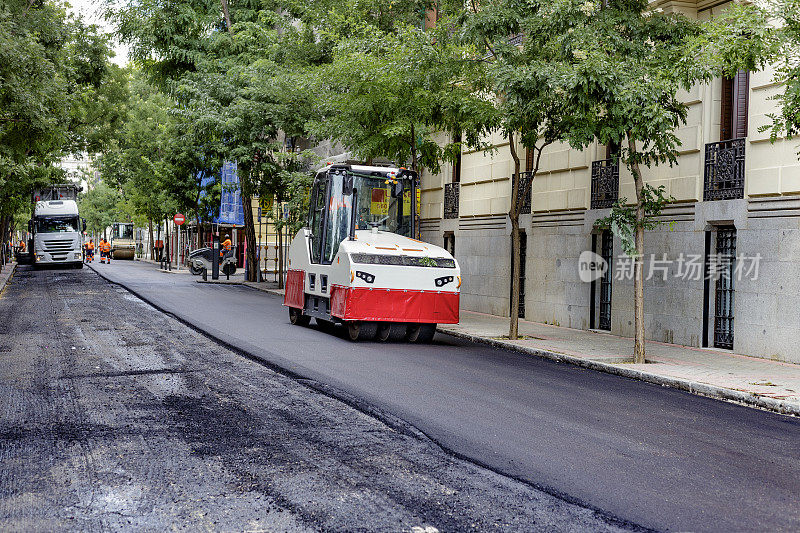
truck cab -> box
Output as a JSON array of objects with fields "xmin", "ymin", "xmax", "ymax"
[{"xmin": 31, "ymin": 200, "xmax": 84, "ymax": 268}]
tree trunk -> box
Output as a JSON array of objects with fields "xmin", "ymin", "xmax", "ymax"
[
  {"xmin": 409, "ymin": 123, "xmax": 418, "ymax": 173},
  {"xmin": 241, "ymin": 189, "xmax": 258, "ymax": 282},
  {"xmin": 148, "ymin": 218, "xmax": 154, "ymax": 260},
  {"xmin": 0, "ymin": 215, "xmax": 7, "ymax": 267},
  {"xmin": 634, "ymin": 221, "xmax": 645, "ymax": 363},
  {"xmin": 509, "ymin": 217, "xmax": 521, "ymax": 339},
  {"xmin": 507, "ymin": 131, "xmax": 522, "ymax": 340},
  {"xmin": 628, "ymin": 133, "xmax": 646, "ymax": 364},
  {"xmin": 277, "ymin": 223, "xmax": 284, "ymax": 289},
  {"xmin": 220, "ymin": 0, "xmax": 232, "ymax": 30},
  {"xmin": 164, "ymin": 218, "xmax": 169, "ymax": 263}
]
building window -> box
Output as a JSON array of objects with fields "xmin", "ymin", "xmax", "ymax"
[
  {"xmin": 720, "ymin": 70, "xmax": 749, "ymax": 141},
  {"xmin": 703, "ymin": 71, "xmax": 749, "ymax": 202},
  {"xmin": 591, "ymin": 159, "xmax": 620, "ymax": 209},
  {"xmin": 443, "ymin": 232, "xmax": 455, "ymax": 257},
  {"xmin": 713, "ymin": 226, "xmax": 736, "ymax": 349},
  {"xmin": 703, "ymin": 226, "xmax": 736, "ymax": 349},
  {"xmin": 444, "ymin": 183, "xmax": 460, "ymax": 219},
  {"xmin": 598, "ymin": 230, "xmax": 613, "ymax": 331},
  {"xmin": 703, "ymin": 139, "xmax": 746, "ymax": 201},
  {"xmin": 452, "ymin": 131, "xmax": 462, "ymax": 183},
  {"xmin": 590, "ymin": 231, "xmax": 613, "ymax": 331}
]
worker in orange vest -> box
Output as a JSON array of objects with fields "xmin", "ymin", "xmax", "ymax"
[
  {"xmin": 102, "ymin": 239, "xmax": 112, "ymax": 264},
  {"xmin": 221, "ymin": 234, "xmax": 232, "ymax": 259},
  {"xmin": 98, "ymin": 238, "xmax": 109, "ymax": 264},
  {"xmin": 86, "ymin": 239, "xmax": 95, "ymax": 263}
]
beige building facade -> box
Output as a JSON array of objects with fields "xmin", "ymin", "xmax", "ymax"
[{"xmin": 419, "ymin": 0, "xmax": 800, "ymax": 363}]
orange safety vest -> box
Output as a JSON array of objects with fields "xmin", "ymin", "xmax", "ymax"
[
  {"xmin": 102, "ymin": 242, "xmax": 112, "ymax": 253},
  {"xmin": 88, "ymin": 242, "xmax": 94, "ymax": 250},
  {"xmin": 222, "ymin": 239, "xmax": 232, "ymax": 251}
]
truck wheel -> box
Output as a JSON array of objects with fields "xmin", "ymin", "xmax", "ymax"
[
  {"xmin": 407, "ymin": 323, "xmax": 437, "ymax": 343},
  {"xmin": 289, "ymin": 307, "xmax": 310, "ymax": 326},
  {"xmin": 190, "ymin": 265, "xmax": 203, "ymax": 276},
  {"xmin": 347, "ymin": 321, "xmax": 377, "ymax": 341},
  {"xmin": 376, "ymin": 323, "xmax": 407, "ymax": 342}
]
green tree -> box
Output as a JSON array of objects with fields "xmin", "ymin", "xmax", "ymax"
[
  {"xmin": 768, "ymin": 0, "xmax": 800, "ymax": 143},
  {"xmin": 79, "ymin": 179, "xmax": 122, "ymax": 236},
  {"xmin": 0, "ymin": 1, "xmax": 119, "ymax": 246},
  {"xmin": 708, "ymin": 0, "xmax": 800, "ymax": 149},
  {"xmin": 558, "ymin": 0, "xmax": 709, "ymax": 362},
  {"xmin": 460, "ymin": 0, "xmax": 609, "ymax": 339},
  {"xmin": 112, "ymin": 0, "xmax": 321, "ymax": 280},
  {"xmin": 97, "ymin": 75, "xmax": 177, "ymax": 257},
  {"xmin": 312, "ymin": 24, "xmax": 462, "ymax": 173}
]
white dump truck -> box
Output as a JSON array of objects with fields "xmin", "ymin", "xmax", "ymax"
[
  {"xmin": 284, "ymin": 164, "xmax": 461, "ymax": 342},
  {"xmin": 30, "ymin": 185, "xmax": 85, "ymax": 269}
]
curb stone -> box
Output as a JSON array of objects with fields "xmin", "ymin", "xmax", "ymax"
[{"xmin": 438, "ymin": 327, "xmax": 800, "ymax": 418}]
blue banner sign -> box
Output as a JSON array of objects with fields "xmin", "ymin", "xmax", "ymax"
[{"xmin": 218, "ymin": 161, "xmax": 245, "ymax": 226}]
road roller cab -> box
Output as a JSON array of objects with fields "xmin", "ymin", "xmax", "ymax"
[
  {"xmin": 110, "ymin": 222, "xmax": 135, "ymax": 260},
  {"xmin": 284, "ymin": 164, "xmax": 461, "ymax": 342}
]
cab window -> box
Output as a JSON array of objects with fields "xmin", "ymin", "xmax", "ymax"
[
  {"xmin": 322, "ymin": 177, "xmax": 352, "ymax": 264},
  {"xmin": 308, "ymin": 176, "xmax": 327, "ymax": 264}
]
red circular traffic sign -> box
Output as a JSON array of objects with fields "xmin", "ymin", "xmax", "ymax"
[{"xmin": 173, "ymin": 213, "xmax": 185, "ymax": 226}]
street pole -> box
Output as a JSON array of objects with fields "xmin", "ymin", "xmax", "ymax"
[
  {"xmin": 212, "ymin": 233, "xmax": 220, "ymax": 280},
  {"xmin": 175, "ymin": 224, "xmax": 180, "ymax": 271}
]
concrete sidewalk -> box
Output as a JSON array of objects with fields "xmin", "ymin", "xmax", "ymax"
[
  {"xmin": 0, "ymin": 262, "xmax": 15, "ymax": 295},
  {"xmin": 441, "ymin": 311, "xmax": 800, "ymax": 416},
  {"xmin": 133, "ymin": 257, "xmax": 192, "ymax": 275}
]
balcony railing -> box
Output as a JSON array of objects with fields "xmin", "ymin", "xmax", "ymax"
[
  {"xmin": 444, "ymin": 182, "xmax": 460, "ymax": 219},
  {"xmin": 704, "ymin": 138, "xmax": 745, "ymax": 201},
  {"xmin": 591, "ymin": 159, "xmax": 619, "ymax": 209},
  {"xmin": 517, "ymin": 171, "xmax": 532, "ymax": 214},
  {"xmin": 508, "ymin": 33, "xmax": 523, "ymax": 46}
]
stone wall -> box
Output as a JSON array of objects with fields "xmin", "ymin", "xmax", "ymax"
[{"xmin": 421, "ymin": 198, "xmax": 800, "ymax": 364}]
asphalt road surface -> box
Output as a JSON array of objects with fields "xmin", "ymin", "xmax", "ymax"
[
  {"xmin": 3, "ymin": 262, "xmax": 799, "ymax": 532},
  {"xmin": 87, "ymin": 260, "xmax": 800, "ymax": 533},
  {"xmin": 0, "ymin": 265, "xmax": 632, "ymax": 532}
]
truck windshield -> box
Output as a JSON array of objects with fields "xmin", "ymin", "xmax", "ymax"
[{"xmin": 36, "ymin": 217, "xmax": 79, "ymax": 233}]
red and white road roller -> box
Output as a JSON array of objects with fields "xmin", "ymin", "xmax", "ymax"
[{"xmin": 284, "ymin": 164, "xmax": 460, "ymax": 342}]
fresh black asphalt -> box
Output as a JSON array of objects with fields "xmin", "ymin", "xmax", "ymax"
[
  {"xmin": 0, "ymin": 265, "xmax": 633, "ymax": 532},
  {"xmin": 85, "ymin": 260, "xmax": 800, "ymax": 532}
]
